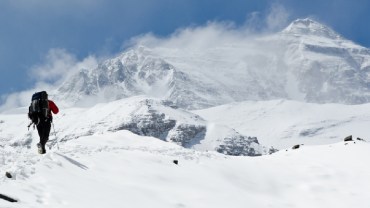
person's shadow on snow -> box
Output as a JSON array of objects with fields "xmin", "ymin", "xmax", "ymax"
[{"xmin": 55, "ymin": 153, "xmax": 89, "ymax": 170}]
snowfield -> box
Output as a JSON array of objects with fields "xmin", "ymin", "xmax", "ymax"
[
  {"xmin": 1, "ymin": 98, "xmax": 370, "ymax": 207},
  {"xmin": 1, "ymin": 130, "xmax": 370, "ymax": 208}
]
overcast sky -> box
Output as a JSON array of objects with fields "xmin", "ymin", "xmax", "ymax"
[{"xmin": 1, "ymin": 0, "xmax": 370, "ymax": 102}]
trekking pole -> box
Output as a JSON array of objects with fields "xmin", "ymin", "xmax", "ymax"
[
  {"xmin": 27, "ymin": 122, "xmax": 33, "ymax": 131},
  {"xmin": 51, "ymin": 122, "xmax": 59, "ymax": 150}
]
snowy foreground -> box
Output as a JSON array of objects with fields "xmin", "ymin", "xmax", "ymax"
[
  {"xmin": 1, "ymin": 99, "xmax": 370, "ymax": 207},
  {"xmin": 1, "ymin": 130, "xmax": 370, "ymax": 207}
]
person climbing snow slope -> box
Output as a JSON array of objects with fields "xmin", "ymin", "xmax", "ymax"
[{"xmin": 28, "ymin": 91, "xmax": 59, "ymax": 154}]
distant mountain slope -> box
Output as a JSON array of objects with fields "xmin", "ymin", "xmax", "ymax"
[
  {"xmin": 193, "ymin": 99, "xmax": 370, "ymax": 149},
  {"xmin": 53, "ymin": 18, "xmax": 370, "ymax": 109},
  {"xmin": 280, "ymin": 18, "xmax": 370, "ymax": 104}
]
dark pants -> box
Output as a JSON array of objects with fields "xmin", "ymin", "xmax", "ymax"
[{"xmin": 36, "ymin": 120, "xmax": 51, "ymax": 150}]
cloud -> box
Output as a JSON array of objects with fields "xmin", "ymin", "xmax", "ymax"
[
  {"xmin": 30, "ymin": 48, "xmax": 98, "ymax": 84},
  {"xmin": 0, "ymin": 49, "xmax": 98, "ymax": 112},
  {"xmin": 30, "ymin": 49, "xmax": 77, "ymax": 83},
  {"xmin": 242, "ymin": 3, "xmax": 290, "ymax": 33},
  {"xmin": 266, "ymin": 3, "xmax": 290, "ymax": 31},
  {"xmin": 128, "ymin": 4, "xmax": 291, "ymax": 53},
  {"xmin": 0, "ymin": 82, "xmax": 54, "ymax": 113},
  {"xmin": 129, "ymin": 21, "xmax": 248, "ymax": 51}
]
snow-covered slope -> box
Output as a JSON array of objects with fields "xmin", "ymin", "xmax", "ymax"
[
  {"xmin": 53, "ymin": 18, "xmax": 370, "ymax": 109},
  {"xmin": 1, "ymin": 130, "xmax": 370, "ymax": 208},
  {"xmin": 55, "ymin": 49, "xmax": 177, "ymax": 105},
  {"xmin": 54, "ymin": 46, "xmax": 239, "ymax": 109},
  {"xmin": 280, "ymin": 18, "xmax": 370, "ymax": 104},
  {"xmin": 0, "ymin": 96, "xmax": 264, "ymax": 156},
  {"xmin": 194, "ymin": 99, "xmax": 370, "ymax": 149}
]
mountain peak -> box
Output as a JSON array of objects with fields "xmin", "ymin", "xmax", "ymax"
[
  {"xmin": 291, "ymin": 18, "xmax": 318, "ymax": 26},
  {"xmin": 282, "ymin": 18, "xmax": 341, "ymax": 39}
]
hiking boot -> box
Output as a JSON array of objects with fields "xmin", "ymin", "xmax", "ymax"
[{"xmin": 37, "ymin": 143, "xmax": 46, "ymax": 154}]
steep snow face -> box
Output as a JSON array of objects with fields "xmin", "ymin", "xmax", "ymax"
[
  {"xmin": 55, "ymin": 48, "xmax": 176, "ymax": 105},
  {"xmin": 280, "ymin": 18, "xmax": 370, "ymax": 104},
  {"xmin": 54, "ymin": 19, "xmax": 370, "ymax": 109}
]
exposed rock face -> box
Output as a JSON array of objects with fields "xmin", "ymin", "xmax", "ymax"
[
  {"xmin": 113, "ymin": 112, "xmax": 177, "ymax": 140},
  {"xmin": 107, "ymin": 99, "xmax": 262, "ymax": 156},
  {"xmin": 217, "ymin": 136, "xmax": 262, "ymax": 156},
  {"xmin": 167, "ymin": 124, "xmax": 207, "ymax": 147}
]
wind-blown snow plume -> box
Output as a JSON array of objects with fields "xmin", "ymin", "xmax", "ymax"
[{"xmin": 265, "ymin": 3, "xmax": 290, "ymax": 31}]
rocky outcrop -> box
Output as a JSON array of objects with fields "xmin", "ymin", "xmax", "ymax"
[
  {"xmin": 216, "ymin": 136, "xmax": 262, "ymax": 156},
  {"xmin": 112, "ymin": 113, "xmax": 177, "ymax": 140},
  {"xmin": 168, "ymin": 124, "xmax": 206, "ymax": 147}
]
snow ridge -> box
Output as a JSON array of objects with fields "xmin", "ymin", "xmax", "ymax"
[{"xmin": 282, "ymin": 18, "xmax": 342, "ymax": 39}]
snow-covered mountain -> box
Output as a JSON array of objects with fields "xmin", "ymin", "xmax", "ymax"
[
  {"xmin": 54, "ymin": 46, "xmax": 236, "ymax": 109},
  {"xmin": 2, "ymin": 18, "xmax": 370, "ymax": 207},
  {"xmin": 280, "ymin": 19, "xmax": 370, "ymax": 104},
  {"xmin": 54, "ymin": 18, "xmax": 370, "ymax": 109}
]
